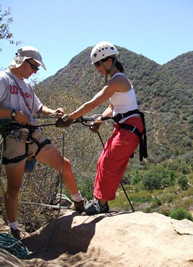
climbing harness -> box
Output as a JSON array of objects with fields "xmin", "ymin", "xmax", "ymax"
[
  {"xmin": 101, "ymin": 109, "xmax": 148, "ymax": 161},
  {"xmin": 0, "ymin": 118, "xmax": 55, "ymax": 171},
  {"xmin": 0, "ymin": 233, "xmax": 29, "ymax": 259},
  {"xmin": 74, "ymin": 109, "xmax": 148, "ymax": 162}
]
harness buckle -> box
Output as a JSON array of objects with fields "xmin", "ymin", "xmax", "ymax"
[{"xmin": 130, "ymin": 126, "xmax": 136, "ymax": 133}]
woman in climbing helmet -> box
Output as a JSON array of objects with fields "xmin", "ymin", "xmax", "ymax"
[{"xmin": 56, "ymin": 41, "xmax": 145, "ymax": 215}]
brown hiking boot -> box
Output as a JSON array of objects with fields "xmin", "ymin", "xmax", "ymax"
[{"xmin": 70, "ymin": 200, "xmax": 85, "ymax": 213}]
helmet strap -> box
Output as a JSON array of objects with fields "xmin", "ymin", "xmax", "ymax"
[{"xmin": 100, "ymin": 58, "xmax": 117, "ymax": 85}]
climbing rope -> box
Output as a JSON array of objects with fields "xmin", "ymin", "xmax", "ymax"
[
  {"xmin": 41, "ymin": 130, "xmax": 65, "ymax": 251},
  {"xmin": 0, "ymin": 233, "xmax": 29, "ymax": 259}
]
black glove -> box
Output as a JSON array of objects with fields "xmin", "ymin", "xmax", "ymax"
[{"xmin": 55, "ymin": 114, "xmax": 74, "ymax": 127}]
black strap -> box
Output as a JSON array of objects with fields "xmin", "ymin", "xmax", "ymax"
[
  {"xmin": 101, "ymin": 109, "xmax": 145, "ymax": 124},
  {"xmin": 114, "ymin": 109, "xmax": 148, "ymax": 161},
  {"xmin": 101, "ymin": 109, "xmax": 148, "ymax": 161},
  {"xmin": 2, "ymin": 133, "xmax": 51, "ymax": 165},
  {"xmin": 111, "ymin": 109, "xmax": 141, "ymax": 123},
  {"xmin": 118, "ymin": 123, "xmax": 147, "ymax": 161},
  {"xmin": 3, "ymin": 153, "xmax": 27, "ymax": 165},
  {"xmin": 30, "ymin": 137, "xmax": 51, "ymax": 158}
]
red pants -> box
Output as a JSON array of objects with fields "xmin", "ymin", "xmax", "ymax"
[{"xmin": 94, "ymin": 117, "xmax": 143, "ymax": 200}]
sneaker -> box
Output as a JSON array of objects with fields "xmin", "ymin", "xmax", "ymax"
[
  {"xmin": 10, "ymin": 228, "xmax": 21, "ymax": 240},
  {"xmin": 70, "ymin": 200, "xmax": 85, "ymax": 213},
  {"xmin": 81, "ymin": 200, "xmax": 109, "ymax": 215}
]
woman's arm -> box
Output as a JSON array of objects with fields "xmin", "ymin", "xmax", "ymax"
[
  {"xmin": 101, "ymin": 104, "xmax": 114, "ymax": 117},
  {"xmin": 69, "ymin": 83, "xmax": 116, "ymax": 120}
]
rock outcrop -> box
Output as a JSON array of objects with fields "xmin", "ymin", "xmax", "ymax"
[{"xmin": 1, "ymin": 211, "xmax": 193, "ymax": 266}]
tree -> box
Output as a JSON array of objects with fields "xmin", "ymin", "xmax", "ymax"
[
  {"xmin": 142, "ymin": 165, "xmax": 176, "ymax": 191},
  {"xmin": 0, "ymin": 5, "xmax": 20, "ymax": 51}
]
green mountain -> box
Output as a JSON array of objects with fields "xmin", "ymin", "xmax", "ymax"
[
  {"xmin": 164, "ymin": 51, "xmax": 193, "ymax": 88},
  {"xmin": 37, "ymin": 46, "xmax": 193, "ymax": 164}
]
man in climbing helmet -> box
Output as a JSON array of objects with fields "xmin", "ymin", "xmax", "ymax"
[
  {"xmin": 0, "ymin": 46, "xmax": 84, "ymax": 240},
  {"xmin": 56, "ymin": 41, "xmax": 146, "ymax": 215}
]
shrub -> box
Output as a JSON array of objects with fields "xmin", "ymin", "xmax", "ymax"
[
  {"xmin": 130, "ymin": 170, "xmax": 142, "ymax": 185},
  {"xmin": 142, "ymin": 165, "xmax": 176, "ymax": 191},
  {"xmin": 169, "ymin": 208, "xmax": 193, "ymax": 221},
  {"xmin": 177, "ymin": 174, "xmax": 188, "ymax": 190}
]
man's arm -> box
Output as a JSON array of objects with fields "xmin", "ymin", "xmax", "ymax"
[
  {"xmin": 0, "ymin": 108, "xmax": 30, "ymax": 124},
  {"xmin": 37, "ymin": 105, "xmax": 64, "ymax": 117}
]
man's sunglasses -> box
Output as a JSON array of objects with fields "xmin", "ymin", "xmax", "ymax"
[{"xmin": 26, "ymin": 59, "xmax": 39, "ymax": 71}]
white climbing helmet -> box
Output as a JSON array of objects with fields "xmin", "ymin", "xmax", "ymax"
[{"xmin": 91, "ymin": 41, "xmax": 119, "ymax": 64}]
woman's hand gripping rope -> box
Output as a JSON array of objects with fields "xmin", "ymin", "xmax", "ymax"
[
  {"xmin": 55, "ymin": 114, "xmax": 104, "ymax": 129},
  {"xmin": 55, "ymin": 114, "xmax": 74, "ymax": 127},
  {"xmin": 89, "ymin": 115, "xmax": 104, "ymax": 133}
]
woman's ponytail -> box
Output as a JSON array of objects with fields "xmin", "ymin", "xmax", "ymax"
[
  {"xmin": 115, "ymin": 60, "xmax": 124, "ymax": 73},
  {"xmin": 111, "ymin": 57, "xmax": 124, "ymax": 73}
]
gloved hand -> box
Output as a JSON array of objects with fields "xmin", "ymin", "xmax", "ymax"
[
  {"xmin": 90, "ymin": 122, "xmax": 102, "ymax": 133},
  {"xmin": 55, "ymin": 114, "xmax": 74, "ymax": 127},
  {"xmin": 90, "ymin": 115, "xmax": 103, "ymax": 133}
]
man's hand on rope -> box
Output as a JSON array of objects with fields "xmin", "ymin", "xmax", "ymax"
[
  {"xmin": 55, "ymin": 114, "xmax": 74, "ymax": 127},
  {"xmin": 54, "ymin": 108, "xmax": 65, "ymax": 117}
]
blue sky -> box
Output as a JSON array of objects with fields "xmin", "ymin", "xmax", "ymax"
[{"xmin": 1, "ymin": 0, "xmax": 193, "ymax": 81}]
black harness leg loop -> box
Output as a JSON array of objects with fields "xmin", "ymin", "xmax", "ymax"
[
  {"xmin": 111, "ymin": 109, "xmax": 148, "ymax": 160},
  {"xmin": 30, "ymin": 137, "xmax": 51, "ymax": 159},
  {"xmin": 2, "ymin": 131, "xmax": 51, "ymax": 165}
]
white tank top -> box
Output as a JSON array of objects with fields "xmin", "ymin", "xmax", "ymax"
[{"xmin": 109, "ymin": 73, "xmax": 138, "ymax": 123}]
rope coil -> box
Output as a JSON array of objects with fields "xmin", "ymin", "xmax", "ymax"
[{"xmin": 0, "ymin": 233, "xmax": 29, "ymax": 259}]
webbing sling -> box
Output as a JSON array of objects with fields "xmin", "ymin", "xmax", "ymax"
[
  {"xmin": 2, "ymin": 132, "xmax": 51, "ymax": 165},
  {"xmin": 111, "ymin": 109, "xmax": 144, "ymax": 123}
]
